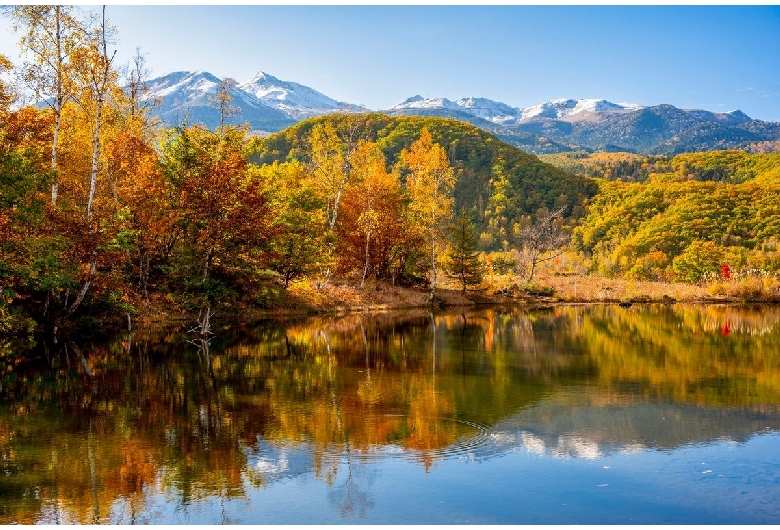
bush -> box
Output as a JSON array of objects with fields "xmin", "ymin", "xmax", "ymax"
[{"xmin": 524, "ymin": 283, "xmax": 556, "ymax": 297}]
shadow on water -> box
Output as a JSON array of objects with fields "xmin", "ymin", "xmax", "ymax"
[{"xmin": 1, "ymin": 304, "xmax": 780, "ymax": 523}]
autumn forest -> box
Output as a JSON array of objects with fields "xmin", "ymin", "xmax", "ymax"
[{"xmin": 2, "ymin": 6, "xmax": 780, "ymax": 336}]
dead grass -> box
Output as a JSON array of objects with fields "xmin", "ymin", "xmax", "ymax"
[
  {"xmin": 706, "ymin": 275, "xmax": 780, "ymax": 303},
  {"xmin": 286, "ymin": 278, "xmax": 479, "ymax": 313},
  {"xmin": 285, "ymin": 273, "xmax": 750, "ymax": 313},
  {"xmin": 132, "ymin": 271, "xmax": 780, "ymax": 328},
  {"xmin": 537, "ymin": 274, "xmax": 710, "ymax": 303}
]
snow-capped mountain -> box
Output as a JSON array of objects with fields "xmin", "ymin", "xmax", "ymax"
[
  {"xmin": 388, "ymin": 96, "xmax": 646, "ymax": 126},
  {"xmin": 238, "ymin": 71, "xmax": 365, "ymax": 120},
  {"xmin": 142, "ymin": 70, "xmax": 366, "ymax": 130},
  {"xmin": 455, "ymin": 97, "xmax": 521, "ymax": 125},
  {"xmin": 143, "ymin": 70, "xmax": 294, "ymax": 131},
  {"xmin": 138, "ymin": 69, "xmax": 779, "ymax": 153},
  {"xmin": 385, "ymin": 93, "xmax": 779, "ymax": 154},
  {"xmin": 392, "ymin": 95, "xmax": 462, "ymax": 111},
  {"xmin": 389, "ymin": 95, "xmax": 645, "ymax": 122},
  {"xmin": 391, "ymin": 95, "xmax": 519, "ymax": 125},
  {"xmin": 519, "ymin": 98, "xmax": 644, "ymax": 121}
]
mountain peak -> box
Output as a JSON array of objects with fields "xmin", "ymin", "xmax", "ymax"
[
  {"xmin": 390, "ymin": 95, "xmax": 462, "ymax": 112},
  {"xmin": 401, "ymin": 95, "xmax": 425, "ymax": 105},
  {"xmin": 237, "ymin": 70, "xmax": 363, "ymax": 120},
  {"xmin": 727, "ymin": 109, "xmax": 751, "ymax": 120},
  {"xmin": 244, "ymin": 71, "xmax": 282, "ymax": 85},
  {"xmin": 138, "ymin": 69, "xmax": 777, "ymax": 154}
]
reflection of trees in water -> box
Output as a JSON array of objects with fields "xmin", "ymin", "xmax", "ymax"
[
  {"xmin": 328, "ymin": 461, "xmax": 376, "ymax": 518},
  {"xmin": 564, "ymin": 304, "xmax": 780, "ymax": 406},
  {"xmin": 1, "ymin": 304, "xmax": 780, "ymax": 523}
]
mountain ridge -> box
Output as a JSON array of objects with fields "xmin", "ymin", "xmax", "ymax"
[{"xmin": 140, "ymin": 69, "xmax": 780, "ymax": 155}]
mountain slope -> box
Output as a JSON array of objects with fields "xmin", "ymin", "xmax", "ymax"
[
  {"xmin": 387, "ymin": 95, "xmax": 780, "ymax": 154},
  {"xmin": 557, "ymin": 105, "xmax": 780, "ymax": 154}
]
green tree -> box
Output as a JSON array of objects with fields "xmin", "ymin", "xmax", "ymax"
[{"xmin": 445, "ymin": 211, "xmax": 483, "ymax": 294}]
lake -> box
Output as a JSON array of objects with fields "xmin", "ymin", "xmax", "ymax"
[{"xmin": 1, "ymin": 304, "xmax": 779, "ymax": 524}]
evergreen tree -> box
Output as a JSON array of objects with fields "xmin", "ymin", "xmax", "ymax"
[{"xmin": 446, "ymin": 211, "xmax": 483, "ymax": 294}]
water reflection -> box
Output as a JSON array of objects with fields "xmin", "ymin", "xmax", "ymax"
[{"xmin": 1, "ymin": 304, "xmax": 780, "ymax": 523}]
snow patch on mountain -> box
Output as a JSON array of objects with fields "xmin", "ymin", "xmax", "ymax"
[
  {"xmin": 145, "ymin": 71, "xmax": 221, "ymax": 103},
  {"xmin": 389, "ymin": 95, "xmax": 649, "ymax": 125}
]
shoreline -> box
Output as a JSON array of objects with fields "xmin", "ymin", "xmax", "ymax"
[
  {"xmin": 3, "ymin": 274, "xmax": 778, "ymax": 338},
  {"xmin": 131, "ymin": 274, "xmax": 780, "ymax": 328}
]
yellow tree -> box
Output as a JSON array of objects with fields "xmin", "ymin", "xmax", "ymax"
[
  {"xmin": 210, "ymin": 77, "xmax": 240, "ymax": 128},
  {"xmin": 399, "ymin": 129, "xmax": 456, "ymax": 300},
  {"xmin": 257, "ymin": 161, "xmax": 327, "ymax": 288},
  {"xmin": 307, "ymin": 121, "xmax": 349, "ymax": 288},
  {"xmin": 0, "ymin": 55, "xmax": 14, "ymax": 112}
]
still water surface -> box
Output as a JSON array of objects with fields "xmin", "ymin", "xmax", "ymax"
[{"xmin": 1, "ymin": 304, "xmax": 780, "ymax": 524}]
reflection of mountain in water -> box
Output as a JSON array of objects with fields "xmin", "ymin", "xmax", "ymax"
[
  {"xmin": 469, "ymin": 396, "xmax": 780, "ymax": 462},
  {"xmin": 240, "ymin": 396, "xmax": 780, "ymax": 476}
]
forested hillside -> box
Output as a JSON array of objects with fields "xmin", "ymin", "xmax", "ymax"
[{"xmin": 540, "ymin": 151, "xmax": 780, "ymax": 282}]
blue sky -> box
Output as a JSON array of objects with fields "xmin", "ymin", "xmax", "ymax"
[{"xmin": 2, "ymin": 5, "xmax": 780, "ymax": 121}]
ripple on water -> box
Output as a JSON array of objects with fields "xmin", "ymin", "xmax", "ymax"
[{"xmin": 306, "ymin": 415, "xmax": 494, "ymax": 464}]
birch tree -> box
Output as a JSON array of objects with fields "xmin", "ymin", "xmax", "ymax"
[{"xmin": 9, "ymin": 5, "xmax": 85, "ymax": 207}]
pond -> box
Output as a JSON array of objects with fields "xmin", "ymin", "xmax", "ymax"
[{"xmin": 1, "ymin": 304, "xmax": 780, "ymax": 524}]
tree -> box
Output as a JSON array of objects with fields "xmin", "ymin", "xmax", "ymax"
[
  {"xmin": 58, "ymin": 6, "xmax": 118, "ymax": 317},
  {"xmin": 259, "ymin": 161, "xmax": 326, "ymax": 288},
  {"xmin": 9, "ymin": 5, "xmax": 85, "ymax": 207},
  {"xmin": 159, "ymin": 124, "xmax": 272, "ymax": 309},
  {"xmin": 79, "ymin": 6, "xmax": 116, "ymax": 222},
  {"xmin": 445, "ymin": 211, "xmax": 483, "ymax": 294},
  {"xmin": 210, "ymin": 77, "xmax": 240, "ymax": 128},
  {"xmin": 0, "ymin": 55, "xmax": 15, "ymax": 113},
  {"xmin": 399, "ymin": 128, "xmax": 456, "ymax": 300},
  {"xmin": 122, "ymin": 47, "xmax": 158, "ymax": 127},
  {"xmin": 672, "ymin": 240, "xmax": 723, "ymax": 284},
  {"xmin": 519, "ymin": 206, "xmax": 569, "ymax": 286},
  {"xmin": 0, "ymin": 105, "xmax": 61, "ymax": 322},
  {"xmin": 337, "ymin": 140, "xmax": 402, "ymax": 287},
  {"xmin": 307, "ymin": 121, "xmax": 350, "ymax": 288},
  {"xmin": 105, "ymin": 128, "xmax": 172, "ymax": 298}
]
